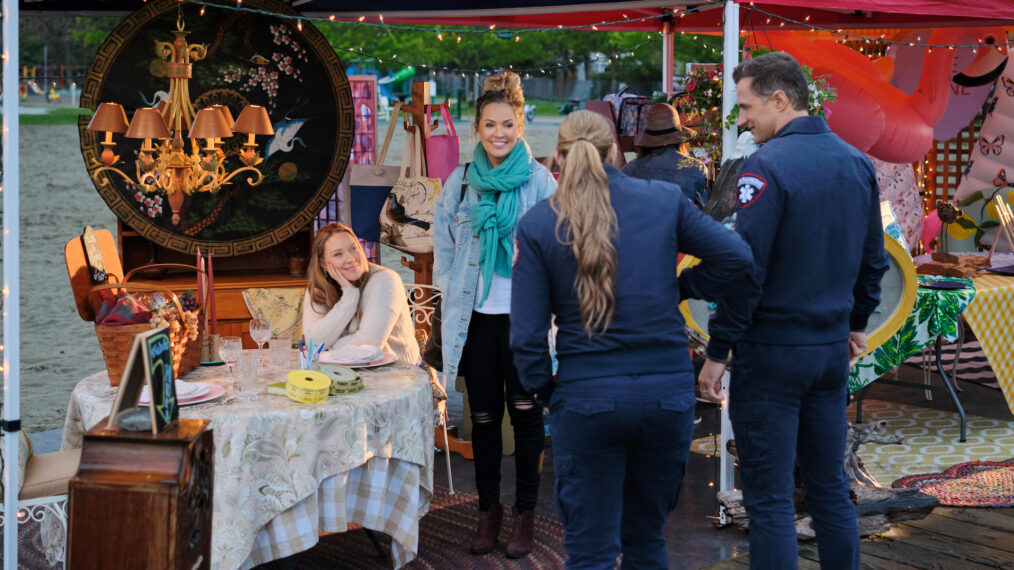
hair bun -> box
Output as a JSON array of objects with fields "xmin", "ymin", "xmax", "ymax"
[{"xmin": 482, "ymin": 71, "xmax": 524, "ymax": 102}]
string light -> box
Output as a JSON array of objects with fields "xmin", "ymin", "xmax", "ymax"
[
  {"xmin": 334, "ymin": 34, "xmax": 662, "ymax": 76},
  {"xmin": 189, "ymin": 0, "xmax": 717, "ymax": 37}
]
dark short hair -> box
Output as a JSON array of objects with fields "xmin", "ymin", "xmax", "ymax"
[{"xmin": 732, "ymin": 52, "xmax": 808, "ymax": 111}]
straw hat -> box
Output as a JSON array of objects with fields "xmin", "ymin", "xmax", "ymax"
[{"xmin": 633, "ymin": 103, "xmax": 697, "ymax": 148}]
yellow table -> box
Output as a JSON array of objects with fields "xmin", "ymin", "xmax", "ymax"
[{"xmin": 962, "ymin": 273, "xmax": 1014, "ymax": 415}]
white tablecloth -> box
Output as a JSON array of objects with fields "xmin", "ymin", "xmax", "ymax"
[{"xmin": 62, "ymin": 351, "xmax": 434, "ymax": 569}]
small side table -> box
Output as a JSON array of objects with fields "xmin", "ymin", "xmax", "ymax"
[{"xmin": 849, "ymin": 276, "xmax": 976, "ymax": 442}]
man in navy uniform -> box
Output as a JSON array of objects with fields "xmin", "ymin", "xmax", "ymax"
[{"xmin": 681, "ymin": 52, "xmax": 888, "ymax": 569}]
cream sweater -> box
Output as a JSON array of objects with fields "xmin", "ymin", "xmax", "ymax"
[{"xmin": 302, "ymin": 266, "xmax": 420, "ymax": 365}]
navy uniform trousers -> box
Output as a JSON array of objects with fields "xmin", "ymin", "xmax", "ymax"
[
  {"xmin": 730, "ymin": 340, "xmax": 860, "ymax": 570},
  {"xmin": 550, "ymin": 372, "xmax": 696, "ymax": 569}
]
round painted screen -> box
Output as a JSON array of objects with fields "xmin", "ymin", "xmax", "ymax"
[{"xmin": 78, "ymin": 0, "xmax": 353, "ymax": 256}]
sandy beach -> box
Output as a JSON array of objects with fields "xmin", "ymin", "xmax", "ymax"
[{"xmin": 0, "ymin": 116, "xmax": 566, "ymax": 432}]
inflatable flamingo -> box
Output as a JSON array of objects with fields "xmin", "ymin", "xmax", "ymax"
[{"xmin": 752, "ymin": 29, "xmax": 1007, "ymax": 164}]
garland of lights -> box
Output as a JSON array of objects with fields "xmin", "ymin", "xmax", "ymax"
[
  {"xmin": 337, "ymin": 35, "xmax": 667, "ymax": 76},
  {"xmin": 192, "ymin": 0, "xmax": 1012, "ymax": 50},
  {"xmin": 745, "ymin": 6, "xmax": 1014, "ymax": 50},
  {"xmin": 190, "ymin": 0, "xmax": 721, "ymax": 35}
]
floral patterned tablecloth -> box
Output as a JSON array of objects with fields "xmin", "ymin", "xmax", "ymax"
[
  {"xmin": 848, "ymin": 276, "xmax": 976, "ymax": 393},
  {"xmin": 62, "ymin": 352, "xmax": 433, "ymax": 569}
]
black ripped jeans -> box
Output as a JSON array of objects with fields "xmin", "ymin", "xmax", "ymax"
[{"xmin": 459, "ymin": 312, "xmax": 545, "ymax": 513}]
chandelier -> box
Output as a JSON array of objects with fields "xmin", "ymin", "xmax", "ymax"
[{"xmin": 87, "ymin": 8, "xmax": 274, "ymax": 226}]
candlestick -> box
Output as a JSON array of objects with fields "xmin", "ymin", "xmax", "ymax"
[{"xmin": 208, "ymin": 254, "xmax": 217, "ymax": 335}]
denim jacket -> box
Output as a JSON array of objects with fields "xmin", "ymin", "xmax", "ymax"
[{"xmin": 433, "ymin": 158, "xmax": 556, "ymax": 382}]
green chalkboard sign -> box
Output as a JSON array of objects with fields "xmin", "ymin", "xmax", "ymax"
[{"xmin": 108, "ymin": 326, "xmax": 180, "ymax": 434}]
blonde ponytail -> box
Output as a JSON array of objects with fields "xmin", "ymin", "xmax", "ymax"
[{"xmin": 550, "ymin": 110, "xmax": 618, "ymax": 336}]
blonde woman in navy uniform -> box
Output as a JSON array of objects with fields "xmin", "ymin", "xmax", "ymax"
[{"xmin": 510, "ymin": 110, "xmax": 750, "ymax": 568}]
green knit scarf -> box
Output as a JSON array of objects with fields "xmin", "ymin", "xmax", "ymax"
[{"xmin": 469, "ymin": 140, "xmax": 533, "ymax": 305}]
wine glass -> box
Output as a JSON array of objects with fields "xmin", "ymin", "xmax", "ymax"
[
  {"xmin": 219, "ymin": 336, "xmax": 243, "ymax": 394},
  {"xmin": 249, "ymin": 318, "xmax": 272, "ymax": 363}
]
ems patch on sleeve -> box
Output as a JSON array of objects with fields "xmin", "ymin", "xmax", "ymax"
[{"xmin": 737, "ymin": 173, "xmax": 767, "ymax": 208}]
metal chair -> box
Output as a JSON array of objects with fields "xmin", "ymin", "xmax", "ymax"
[
  {"xmin": 404, "ymin": 284, "xmax": 454, "ymax": 493},
  {"xmin": 1, "ymin": 431, "xmax": 80, "ymax": 568}
]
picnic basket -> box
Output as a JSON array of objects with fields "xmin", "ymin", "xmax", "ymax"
[{"xmin": 90, "ymin": 264, "xmax": 206, "ymax": 386}]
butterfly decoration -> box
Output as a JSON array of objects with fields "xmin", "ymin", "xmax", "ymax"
[
  {"xmin": 1003, "ymin": 76, "xmax": 1014, "ymax": 97},
  {"xmin": 994, "ymin": 169, "xmax": 1014, "ymax": 188},
  {"xmin": 963, "ymin": 160, "xmax": 976, "ymax": 177},
  {"xmin": 979, "ymin": 134, "xmax": 1005, "ymax": 156}
]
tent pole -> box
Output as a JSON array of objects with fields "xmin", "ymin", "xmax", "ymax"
[
  {"xmin": 2, "ymin": 0, "xmax": 22, "ymax": 567},
  {"xmin": 662, "ymin": 15, "xmax": 674, "ymax": 95},
  {"xmin": 718, "ymin": 0, "xmax": 739, "ymax": 499},
  {"xmin": 721, "ymin": 0, "xmax": 740, "ymax": 162}
]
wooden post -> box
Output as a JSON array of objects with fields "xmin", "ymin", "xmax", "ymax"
[{"xmin": 398, "ymin": 81, "xmax": 438, "ymax": 286}]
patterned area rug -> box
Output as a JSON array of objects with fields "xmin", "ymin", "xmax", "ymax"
[
  {"xmin": 256, "ymin": 485, "xmax": 567, "ymax": 569},
  {"xmin": 848, "ymin": 399, "xmax": 1014, "ymax": 485},
  {"xmin": 0, "ymin": 519, "xmax": 62, "ymax": 570},
  {"xmin": 689, "ymin": 400, "xmax": 1014, "ymax": 486},
  {"xmin": 903, "ymin": 339, "xmax": 1000, "ymax": 390},
  {"xmin": 892, "ymin": 461, "xmax": 1014, "ymax": 507}
]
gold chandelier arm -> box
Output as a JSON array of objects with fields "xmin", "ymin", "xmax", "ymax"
[
  {"xmin": 91, "ymin": 165, "xmax": 139, "ymax": 189},
  {"xmin": 155, "ymin": 40, "xmax": 175, "ymax": 61},
  {"xmin": 218, "ymin": 166, "xmax": 265, "ymax": 188},
  {"xmin": 187, "ymin": 44, "xmax": 207, "ymax": 63}
]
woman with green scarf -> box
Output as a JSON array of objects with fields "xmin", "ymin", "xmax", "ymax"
[{"xmin": 434, "ymin": 71, "xmax": 556, "ymax": 559}]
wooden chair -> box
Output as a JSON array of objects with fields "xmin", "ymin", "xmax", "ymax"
[{"xmin": 1, "ymin": 430, "xmax": 81, "ymax": 568}]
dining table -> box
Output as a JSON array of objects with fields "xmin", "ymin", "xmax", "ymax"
[{"xmin": 62, "ymin": 349, "xmax": 434, "ymax": 569}]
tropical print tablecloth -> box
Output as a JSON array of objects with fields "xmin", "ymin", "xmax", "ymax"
[
  {"xmin": 849, "ymin": 276, "xmax": 976, "ymax": 393},
  {"xmin": 963, "ymin": 273, "xmax": 1014, "ymax": 415},
  {"xmin": 63, "ymin": 353, "xmax": 433, "ymax": 569}
]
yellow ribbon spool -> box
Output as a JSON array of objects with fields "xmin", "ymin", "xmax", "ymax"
[{"xmin": 285, "ymin": 370, "xmax": 331, "ymax": 403}]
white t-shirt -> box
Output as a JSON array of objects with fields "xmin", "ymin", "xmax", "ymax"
[{"xmin": 473, "ymin": 272, "xmax": 511, "ymax": 314}]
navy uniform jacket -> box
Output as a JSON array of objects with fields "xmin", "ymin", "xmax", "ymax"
[
  {"xmin": 681, "ymin": 116, "xmax": 889, "ymax": 361},
  {"xmin": 509, "ymin": 164, "xmax": 752, "ymax": 397}
]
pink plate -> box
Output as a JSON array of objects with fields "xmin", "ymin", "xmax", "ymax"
[
  {"xmin": 341, "ymin": 352, "xmax": 397, "ymax": 369},
  {"xmin": 140, "ymin": 384, "xmax": 226, "ymax": 407}
]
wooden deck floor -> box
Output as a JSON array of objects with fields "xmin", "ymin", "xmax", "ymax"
[{"xmin": 704, "ymin": 508, "xmax": 1014, "ymax": 569}]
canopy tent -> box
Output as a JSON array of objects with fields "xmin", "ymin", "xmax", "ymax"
[
  {"xmin": 18, "ymin": 0, "xmax": 1014, "ymax": 30},
  {"xmin": 4, "ymin": 2, "xmax": 1014, "ymax": 569}
]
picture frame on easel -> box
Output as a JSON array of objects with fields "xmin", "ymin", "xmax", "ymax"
[{"xmin": 107, "ymin": 326, "xmax": 179, "ymax": 434}]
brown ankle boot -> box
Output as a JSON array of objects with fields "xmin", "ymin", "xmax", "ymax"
[
  {"xmin": 505, "ymin": 506, "xmax": 536, "ymax": 558},
  {"xmin": 469, "ymin": 504, "xmax": 503, "ymax": 555}
]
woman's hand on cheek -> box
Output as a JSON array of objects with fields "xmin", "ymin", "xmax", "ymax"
[{"xmin": 326, "ymin": 262, "xmax": 354, "ymax": 289}]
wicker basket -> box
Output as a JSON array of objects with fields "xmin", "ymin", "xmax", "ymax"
[{"xmin": 90, "ymin": 280, "xmax": 204, "ymax": 386}]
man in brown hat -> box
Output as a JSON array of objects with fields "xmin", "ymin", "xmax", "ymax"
[{"xmin": 622, "ymin": 103, "xmax": 707, "ymax": 206}]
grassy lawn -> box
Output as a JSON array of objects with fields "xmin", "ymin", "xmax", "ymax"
[{"xmin": 0, "ymin": 107, "xmax": 93, "ymax": 125}]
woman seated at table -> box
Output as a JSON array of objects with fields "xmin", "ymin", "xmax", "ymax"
[{"xmin": 302, "ymin": 222, "xmax": 420, "ymax": 364}]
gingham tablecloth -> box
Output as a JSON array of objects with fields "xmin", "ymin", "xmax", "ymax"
[
  {"xmin": 963, "ymin": 273, "xmax": 1014, "ymax": 415},
  {"xmin": 62, "ymin": 352, "xmax": 434, "ymax": 569}
]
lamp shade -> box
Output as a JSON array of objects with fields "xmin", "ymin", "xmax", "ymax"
[
  {"xmin": 233, "ymin": 105, "xmax": 274, "ymax": 135},
  {"xmin": 211, "ymin": 105, "xmax": 236, "ymax": 132},
  {"xmin": 125, "ymin": 108, "xmax": 171, "ymax": 139},
  {"xmin": 87, "ymin": 102, "xmax": 130, "ymax": 133},
  {"xmin": 190, "ymin": 108, "xmax": 233, "ymax": 140}
]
